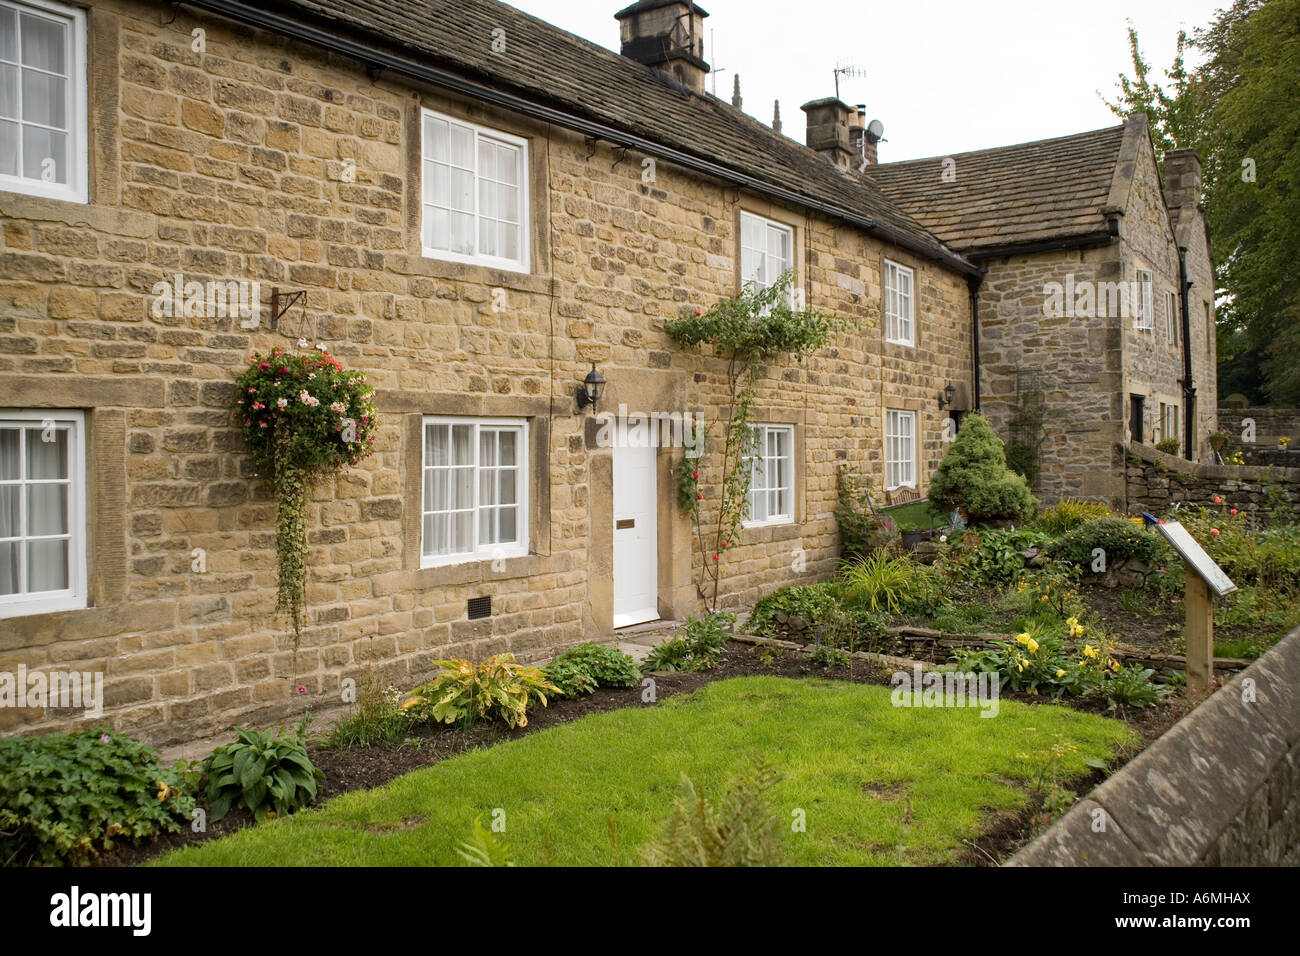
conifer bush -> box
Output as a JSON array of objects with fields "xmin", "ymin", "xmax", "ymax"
[{"xmin": 928, "ymin": 414, "xmax": 1038, "ymax": 523}]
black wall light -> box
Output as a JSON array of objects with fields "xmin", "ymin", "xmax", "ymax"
[
  {"xmin": 577, "ymin": 362, "xmax": 606, "ymax": 412},
  {"xmin": 937, "ymin": 383, "xmax": 956, "ymax": 410}
]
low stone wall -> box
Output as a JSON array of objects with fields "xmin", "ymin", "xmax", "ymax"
[
  {"xmin": 1008, "ymin": 626, "xmax": 1300, "ymax": 865},
  {"xmin": 1219, "ymin": 407, "xmax": 1300, "ymax": 446},
  {"xmin": 1124, "ymin": 441, "xmax": 1300, "ymax": 517}
]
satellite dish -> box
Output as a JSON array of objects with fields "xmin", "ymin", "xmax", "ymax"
[{"xmin": 865, "ymin": 119, "xmax": 885, "ymax": 144}]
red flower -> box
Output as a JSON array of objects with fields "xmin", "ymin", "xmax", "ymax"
[
  {"xmin": 694, "ymin": 309, "xmax": 702, "ymax": 316},
  {"xmin": 696, "ymin": 492, "xmax": 703, "ymax": 500},
  {"xmin": 1210, "ymin": 528, "xmax": 1220, "ymax": 536},
  {"xmin": 258, "ymin": 363, "xmax": 270, "ymax": 371},
  {"xmin": 721, "ymin": 541, "xmax": 728, "ymax": 548},
  {"xmin": 692, "ymin": 471, "xmax": 697, "ymax": 479},
  {"xmin": 1230, "ymin": 508, "xmax": 1238, "ymax": 515},
  {"xmin": 278, "ymin": 367, "xmax": 288, "ymax": 375},
  {"xmin": 1213, "ymin": 494, "xmax": 1223, "ymax": 504},
  {"xmin": 712, "ymin": 553, "xmax": 719, "ymax": 561}
]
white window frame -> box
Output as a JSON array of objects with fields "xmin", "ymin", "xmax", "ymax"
[
  {"xmin": 739, "ymin": 210, "xmax": 795, "ymax": 305},
  {"xmin": 420, "ymin": 108, "xmax": 530, "ymax": 273},
  {"xmin": 743, "ymin": 423, "xmax": 795, "ymax": 528},
  {"xmin": 0, "ymin": 409, "xmax": 87, "ymax": 618},
  {"xmin": 1161, "ymin": 403, "xmax": 1180, "ymax": 447},
  {"xmin": 1165, "ymin": 290, "xmax": 1178, "ymax": 345},
  {"xmin": 884, "ymin": 259, "xmax": 915, "ymax": 346},
  {"xmin": 0, "ymin": 0, "xmax": 87, "ymax": 204},
  {"xmin": 885, "ymin": 409, "xmax": 917, "ymax": 491},
  {"xmin": 420, "ymin": 416, "xmax": 529, "ymax": 568},
  {"xmin": 1134, "ymin": 270, "xmax": 1154, "ymax": 330}
]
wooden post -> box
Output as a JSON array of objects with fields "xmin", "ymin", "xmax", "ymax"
[{"xmin": 1185, "ymin": 566, "xmax": 1214, "ymax": 695}]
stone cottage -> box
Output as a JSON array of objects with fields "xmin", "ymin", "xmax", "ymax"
[
  {"xmin": 0, "ymin": 0, "xmax": 986, "ymax": 742},
  {"xmin": 871, "ymin": 114, "xmax": 1218, "ymax": 505}
]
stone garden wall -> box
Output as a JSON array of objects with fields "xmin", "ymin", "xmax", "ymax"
[
  {"xmin": 1124, "ymin": 441, "xmax": 1300, "ymax": 519},
  {"xmin": 1009, "ymin": 625, "xmax": 1300, "ymax": 865}
]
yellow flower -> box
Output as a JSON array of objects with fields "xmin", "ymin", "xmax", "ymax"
[
  {"xmin": 156, "ymin": 782, "xmax": 169, "ymax": 802},
  {"xmin": 1110, "ymin": 660, "xmax": 1121, "ymax": 672},
  {"xmin": 1083, "ymin": 644, "xmax": 1098, "ymax": 659},
  {"xmin": 1028, "ymin": 687, "xmax": 1038, "ymax": 695},
  {"xmin": 1056, "ymin": 669, "xmax": 1066, "ymax": 678},
  {"xmin": 1016, "ymin": 633, "xmax": 1032, "ymax": 645},
  {"xmin": 1026, "ymin": 637, "xmax": 1040, "ymax": 653}
]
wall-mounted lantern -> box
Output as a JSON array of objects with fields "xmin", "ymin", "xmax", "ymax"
[
  {"xmin": 937, "ymin": 383, "xmax": 956, "ymax": 411},
  {"xmin": 576, "ymin": 362, "xmax": 606, "ymax": 413}
]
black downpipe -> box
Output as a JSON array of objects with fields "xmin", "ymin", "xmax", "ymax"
[
  {"xmin": 1179, "ymin": 251, "xmax": 1196, "ymax": 460},
  {"xmin": 968, "ymin": 275, "xmax": 983, "ymax": 413}
]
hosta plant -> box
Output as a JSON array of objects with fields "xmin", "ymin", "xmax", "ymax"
[
  {"xmin": 201, "ymin": 718, "xmax": 322, "ymax": 824},
  {"xmin": 644, "ymin": 613, "xmax": 734, "ymax": 672},
  {"xmin": 233, "ymin": 348, "xmax": 377, "ymax": 648},
  {"xmin": 403, "ymin": 654, "xmax": 559, "ymax": 729}
]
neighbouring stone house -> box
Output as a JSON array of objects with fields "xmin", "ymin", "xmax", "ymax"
[
  {"xmin": 871, "ymin": 115, "xmax": 1219, "ymax": 505},
  {"xmin": 0, "ymin": 0, "xmax": 985, "ymax": 742}
]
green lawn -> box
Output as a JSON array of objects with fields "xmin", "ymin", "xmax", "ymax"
[
  {"xmin": 155, "ymin": 677, "xmax": 1134, "ymax": 867},
  {"xmin": 882, "ymin": 499, "xmax": 945, "ymax": 531}
]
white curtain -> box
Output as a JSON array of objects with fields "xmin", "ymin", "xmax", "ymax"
[
  {"xmin": 0, "ymin": 425, "xmax": 69, "ymax": 595},
  {"xmin": 0, "ymin": 10, "xmax": 69, "ymax": 183}
]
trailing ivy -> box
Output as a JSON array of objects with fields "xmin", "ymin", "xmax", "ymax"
[
  {"xmin": 233, "ymin": 347, "xmax": 377, "ymax": 651},
  {"xmin": 665, "ymin": 271, "xmax": 856, "ymax": 610}
]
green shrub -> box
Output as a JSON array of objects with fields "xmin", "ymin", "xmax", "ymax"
[
  {"xmin": 1049, "ymin": 516, "xmax": 1163, "ymax": 570},
  {"xmin": 201, "ymin": 719, "xmax": 322, "ymax": 824},
  {"xmin": 542, "ymin": 643, "xmax": 642, "ymax": 697},
  {"xmin": 835, "ymin": 465, "xmax": 897, "ymax": 560},
  {"xmin": 641, "ymin": 765, "xmax": 782, "ymax": 866},
  {"xmin": 1035, "ymin": 498, "xmax": 1111, "ymax": 535},
  {"xmin": 1155, "ymin": 436, "xmax": 1181, "ymax": 455},
  {"xmin": 327, "ymin": 670, "xmax": 413, "ymax": 749},
  {"xmin": 1102, "ymin": 664, "xmax": 1173, "ymax": 709},
  {"xmin": 748, "ymin": 581, "xmax": 842, "ymax": 637},
  {"xmin": 944, "ymin": 528, "xmax": 1051, "ymax": 587},
  {"xmin": 0, "ymin": 729, "xmax": 198, "ymax": 866},
  {"xmin": 927, "ymin": 414, "xmax": 1039, "ymax": 522},
  {"xmin": 404, "ymin": 654, "xmax": 559, "ymax": 729},
  {"xmin": 1174, "ymin": 505, "xmax": 1300, "ymax": 594},
  {"xmin": 644, "ymin": 613, "xmax": 733, "ymax": 672},
  {"xmin": 839, "ymin": 552, "xmax": 941, "ymax": 615}
]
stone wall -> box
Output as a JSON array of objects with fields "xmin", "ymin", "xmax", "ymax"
[
  {"xmin": 1218, "ymin": 407, "xmax": 1300, "ymax": 462},
  {"xmin": 1124, "ymin": 441, "xmax": 1300, "ymax": 519},
  {"xmin": 0, "ymin": 0, "xmax": 972, "ymax": 743},
  {"xmin": 1009, "ymin": 626, "xmax": 1300, "ymax": 865}
]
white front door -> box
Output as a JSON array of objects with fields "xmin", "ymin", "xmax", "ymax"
[{"xmin": 612, "ymin": 442, "xmax": 659, "ymax": 628}]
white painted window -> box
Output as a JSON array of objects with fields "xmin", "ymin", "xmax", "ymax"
[
  {"xmin": 885, "ymin": 409, "xmax": 916, "ymax": 490},
  {"xmin": 884, "ymin": 260, "xmax": 914, "ymax": 345},
  {"xmin": 0, "ymin": 410, "xmax": 86, "ymax": 618},
  {"xmin": 744, "ymin": 423, "xmax": 794, "ymax": 527},
  {"xmin": 421, "ymin": 109, "xmax": 529, "ymax": 272},
  {"xmin": 1161, "ymin": 403, "xmax": 1179, "ymax": 447},
  {"xmin": 740, "ymin": 211, "xmax": 794, "ymax": 300},
  {"xmin": 1165, "ymin": 290, "xmax": 1179, "ymax": 344},
  {"xmin": 421, "ymin": 417, "xmax": 528, "ymax": 567},
  {"xmin": 0, "ymin": 0, "xmax": 87, "ymax": 203},
  {"xmin": 1135, "ymin": 270, "xmax": 1154, "ymax": 330}
]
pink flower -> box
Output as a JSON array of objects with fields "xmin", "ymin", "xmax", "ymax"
[
  {"xmin": 296, "ymin": 684, "xmax": 307, "ymax": 695},
  {"xmin": 299, "ymin": 390, "xmax": 320, "ymax": 407},
  {"xmin": 278, "ymin": 367, "xmax": 288, "ymax": 375},
  {"xmin": 1211, "ymin": 528, "xmax": 1220, "ymax": 536},
  {"xmin": 1213, "ymin": 495, "xmax": 1223, "ymax": 504},
  {"xmin": 99, "ymin": 733, "xmax": 110, "ymax": 744},
  {"xmin": 258, "ymin": 363, "xmax": 270, "ymax": 371},
  {"xmin": 1230, "ymin": 508, "xmax": 1238, "ymax": 515},
  {"xmin": 258, "ymin": 421, "xmax": 267, "ymax": 428},
  {"xmin": 251, "ymin": 402, "xmax": 264, "ymax": 411},
  {"xmin": 330, "ymin": 402, "xmax": 346, "ymax": 415},
  {"xmin": 276, "ymin": 398, "xmax": 288, "ymax": 410},
  {"xmin": 247, "ymin": 387, "xmax": 257, "ymax": 393}
]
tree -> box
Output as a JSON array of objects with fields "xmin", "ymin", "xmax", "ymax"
[
  {"xmin": 1104, "ymin": 3, "xmax": 1300, "ymax": 404},
  {"xmin": 928, "ymin": 414, "xmax": 1038, "ymax": 523}
]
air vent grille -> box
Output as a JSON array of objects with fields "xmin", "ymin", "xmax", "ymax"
[{"xmin": 467, "ymin": 596, "xmax": 492, "ymax": 620}]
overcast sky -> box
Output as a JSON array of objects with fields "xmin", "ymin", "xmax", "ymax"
[{"xmin": 512, "ymin": 0, "xmax": 1226, "ymax": 161}]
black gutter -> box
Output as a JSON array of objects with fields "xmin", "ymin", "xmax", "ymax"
[
  {"xmin": 1179, "ymin": 249, "xmax": 1196, "ymax": 460},
  {"xmin": 181, "ymin": 0, "xmax": 981, "ymax": 279},
  {"xmin": 967, "ymin": 274, "xmax": 983, "ymax": 412},
  {"xmin": 964, "ymin": 229, "xmax": 1117, "ymax": 262}
]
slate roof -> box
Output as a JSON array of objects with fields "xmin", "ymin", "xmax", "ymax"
[
  {"xmin": 202, "ymin": 0, "xmax": 974, "ymax": 272},
  {"xmin": 869, "ymin": 124, "xmax": 1128, "ymax": 256}
]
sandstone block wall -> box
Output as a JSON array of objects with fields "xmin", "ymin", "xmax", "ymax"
[{"xmin": 0, "ymin": 0, "xmax": 972, "ymax": 743}]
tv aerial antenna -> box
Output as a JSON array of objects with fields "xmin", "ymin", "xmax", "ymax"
[{"xmin": 833, "ymin": 62, "xmax": 867, "ymax": 100}]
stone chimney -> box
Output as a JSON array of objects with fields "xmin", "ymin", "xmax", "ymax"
[
  {"xmin": 1162, "ymin": 149, "xmax": 1203, "ymax": 230},
  {"xmin": 848, "ymin": 104, "xmax": 877, "ymax": 167},
  {"xmin": 801, "ymin": 97, "xmax": 854, "ymax": 169},
  {"xmin": 615, "ymin": 1, "xmax": 710, "ymax": 95}
]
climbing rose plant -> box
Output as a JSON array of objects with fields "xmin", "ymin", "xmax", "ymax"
[
  {"xmin": 233, "ymin": 348, "xmax": 377, "ymax": 647},
  {"xmin": 667, "ymin": 271, "xmax": 856, "ymax": 611}
]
